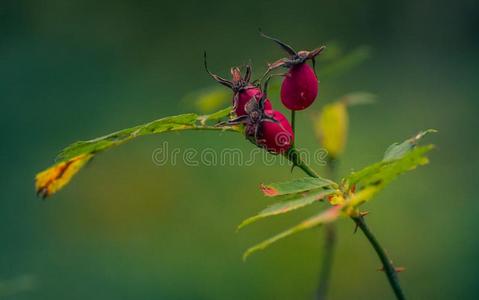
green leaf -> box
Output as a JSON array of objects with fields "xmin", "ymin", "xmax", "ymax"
[
  {"xmin": 36, "ymin": 107, "xmax": 240, "ymax": 198},
  {"xmin": 57, "ymin": 110, "xmax": 236, "ymax": 162},
  {"xmin": 345, "ymin": 130, "xmax": 436, "ymax": 208},
  {"xmin": 237, "ymin": 189, "xmax": 337, "ymax": 230},
  {"xmin": 198, "ymin": 106, "xmax": 233, "ymax": 123},
  {"xmin": 383, "ymin": 129, "xmax": 437, "ymax": 162},
  {"xmin": 242, "ymin": 130, "xmax": 436, "ymax": 260},
  {"xmin": 243, "ymin": 206, "xmax": 342, "ymax": 260},
  {"xmin": 260, "ymin": 177, "xmax": 337, "ymax": 197}
]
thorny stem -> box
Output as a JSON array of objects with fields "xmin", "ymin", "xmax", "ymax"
[
  {"xmin": 352, "ymin": 216, "xmax": 406, "ymax": 300},
  {"xmin": 285, "ymin": 147, "xmax": 406, "ymax": 300},
  {"xmin": 285, "ymin": 148, "xmax": 319, "ymax": 178}
]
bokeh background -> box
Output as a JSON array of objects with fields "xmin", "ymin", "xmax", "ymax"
[{"xmin": 1, "ymin": 0, "xmax": 478, "ymax": 299}]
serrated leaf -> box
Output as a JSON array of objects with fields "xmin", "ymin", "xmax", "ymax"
[
  {"xmin": 199, "ymin": 106, "xmax": 232, "ymax": 123},
  {"xmin": 345, "ymin": 131, "xmax": 435, "ymax": 209},
  {"xmin": 383, "ymin": 129, "xmax": 436, "ymax": 162},
  {"xmin": 35, "ymin": 108, "xmax": 240, "ymax": 198},
  {"xmin": 260, "ymin": 177, "xmax": 337, "ymax": 197},
  {"xmin": 243, "ymin": 205, "xmax": 342, "ymax": 260},
  {"xmin": 354, "ymin": 145, "xmax": 432, "ymax": 188},
  {"xmin": 238, "ymin": 189, "xmax": 337, "ymax": 230},
  {"xmin": 348, "ymin": 130, "xmax": 436, "ymax": 187},
  {"xmin": 243, "ymin": 130, "xmax": 435, "ymax": 260}
]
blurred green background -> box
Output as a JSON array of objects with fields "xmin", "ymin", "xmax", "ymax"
[{"xmin": 1, "ymin": 0, "xmax": 478, "ymax": 299}]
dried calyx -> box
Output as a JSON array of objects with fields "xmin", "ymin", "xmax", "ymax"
[
  {"xmin": 259, "ymin": 30, "xmax": 326, "ymax": 75},
  {"xmin": 204, "ymin": 52, "xmax": 272, "ymax": 116}
]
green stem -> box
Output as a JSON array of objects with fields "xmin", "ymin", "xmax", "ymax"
[
  {"xmin": 316, "ymin": 223, "xmax": 336, "ymax": 300},
  {"xmin": 286, "ymin": 148, "xmax": 406, "ymax": 300},
  {"xmin": 285, "ymin": 148, "xmax": 319, "ymax": 178},
  {"xmin": 316, "ymin": 160, "xmax": 338, "ymax": 300},
  {"xmin": 352, "ymin": 216, "xmax": 405, "ymax": 300}
]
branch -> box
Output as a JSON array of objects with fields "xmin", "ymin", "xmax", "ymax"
[
  {"xmin": 286, "ymin": 148, "xmax": 406, "ymax": 300},
  {"xmin": 316, "ymin": 223, "xmax": 336, "ymax": 300},
  {"xmin": 317, "ymin": 159, "xmax": 338, "ymax": 300},
  {"xmin": 352, "ymin": 216, "xmax": 406, "ymax": 300}
]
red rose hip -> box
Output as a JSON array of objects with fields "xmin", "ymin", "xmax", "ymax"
[
  {"xmin": 281, "ymin": 63, "xmax": 318, "ymax": 110},
  {"xmin": 260, "ymin": 31, "xmax": 325, "ymax": 111},
  {"xmin": 219, "ymin": 79, "xmax": 294, "ymax": 154},
  {"xmin": 257, "ymin": 110, "xmax": 294, "ymax": 153},
  {"xmin": 235, "ymin": 87, "xmax": 272, "ymax": 116}
]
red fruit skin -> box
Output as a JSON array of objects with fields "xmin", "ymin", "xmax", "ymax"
[
  {"xmin": 280, "ymin": 63, "xmax": 318, "ymax": 111},
  {"xmin": 259, "ymin": 110, "xmax": 294, "ymax": 154},
  {"xmin": 234, "ymin": 87, "xmax": 272, "ymax": 116}
]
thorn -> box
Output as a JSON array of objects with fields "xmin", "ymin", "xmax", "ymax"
[
  {"xmin": 359, "ymin": 211, "xmax": 369, "ymax": 217},
  {"xmin": 353, "ymin": 223, "xmax": 359, "ymax": 234},
  {"xmin": 290, "ymin": 163, "xmax": 297, "ymax": 173},
  {"xmin": 353, "ymin": 211, "xmax": 368, "ymax": 234}
]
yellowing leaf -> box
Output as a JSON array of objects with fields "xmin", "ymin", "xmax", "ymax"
[
  {"xmin": 314, "ymin": 93, "xmax": 375, "ymax": 160},
  {"xmin": 35, "ymin": 154, "xmax": 93, "ymax": 198},
  {"xmin": 315, "ymin": 101, "xmax": 348, "ymax": 159},
  {"xmin": 36, "ymin": 108, "xmax": 240, "ymax": 198}
]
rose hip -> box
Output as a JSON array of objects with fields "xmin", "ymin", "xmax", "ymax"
[
  {"xmin": 235, "ymin": 86, "xmax": 272, "ymax": 117},
  {"xmin": 219, "ymin": 79, "xmax": 294, "ymax": 154},
  {"xmin": 260, "ymin": 31, "xmax": 325, "ymax": 111},
  {"xmin": 281, "ymin": 63, "xmax": 318, "ymax": 110},
  {"xmin": 204, "ymin": 53, "xmax": 271, "ymax": 116},
  {"xmin": 255, "ymin": 109, "xmax": 293, "ymax": 153}
]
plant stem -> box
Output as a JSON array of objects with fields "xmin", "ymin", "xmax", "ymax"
[
  {"xmin": 286, "ymin": 148, "xmax": 319, "ymax": 178},
  {"xmin": 352, "ymin": 216, "xmax": 405, "ymax": 300},
  {"xmin": 286, "ymin": 148, "xmax": 406, "ymax": 300},
  {"xmin": 316, "ymin": 160, "xmax": 338, "ymax": 300},
  {"xmin": 316, "ymin": 223, "xmax": 336, "ymax": 300}
]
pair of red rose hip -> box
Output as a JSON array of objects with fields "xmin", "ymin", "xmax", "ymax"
[{"xmin": 205, "ymin": 32, "xmax": 325, "ymax": 154}]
